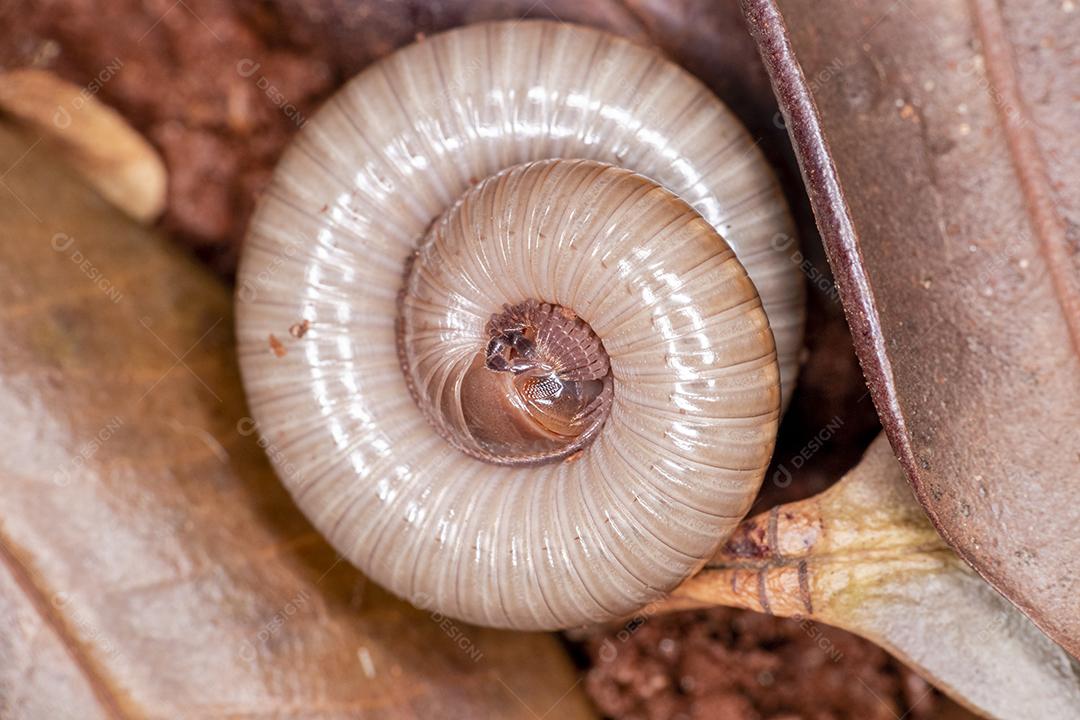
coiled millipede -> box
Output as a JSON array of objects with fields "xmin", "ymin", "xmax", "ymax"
[{"xmin": 237, "ymin": 20, "xmax": 805, "ymax": 630}]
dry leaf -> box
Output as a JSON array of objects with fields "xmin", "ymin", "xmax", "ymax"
[
  {"xmin": 0, "ymin": 68, "xmax": 166, "ymax": 223},
  {"xmin": 0, "ymin": 122, "xmax": 592, "ymax": 719},
  {"xmin": 670, "ymin": 435, "xmax": 1080, "ymax": 719},
  {"xmin": 742, "ymin": 0, "xmax": 1080, "ymax": 655}
]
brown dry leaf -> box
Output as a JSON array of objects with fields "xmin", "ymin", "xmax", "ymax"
[
  {"xmin": 670, "ymin": 435, "xmax": 1080, "ymax": 719},
  {"xmin": 0, "ymin": 123, "xmax": 593, "ymax": 719},
  {"xmin": 741, "ymin": 0, "xmax": 1080, "ymax": 655},
  {"xmin": 0, "ymin": 68, "xmax": 166, "ymax": 223}
]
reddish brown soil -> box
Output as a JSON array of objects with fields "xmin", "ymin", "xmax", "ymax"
[
  {"xmin": 2, "ymin": 0, "xmax": 339, "ymax": 274},
  {"xmin": 572, "ymin": 608, "xmax": 946, "ymax": 720}
]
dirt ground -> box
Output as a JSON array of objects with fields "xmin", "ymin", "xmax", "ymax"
[{"xmin": 572, "ymin": 608, "xmax": 946, "ymax": 720}]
